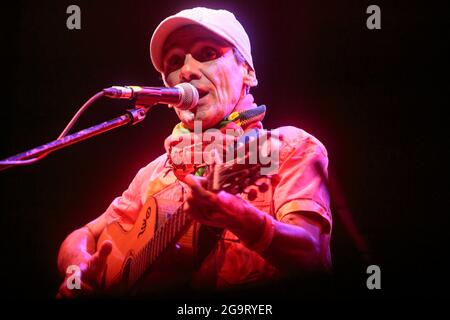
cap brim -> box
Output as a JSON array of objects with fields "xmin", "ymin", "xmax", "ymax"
[
  {"xmin": 150, "ymin": 16, "xmax": 236, "ymax": 73},
  {"xmin": 150, "ymin": 17, "xmax": 203, "ymax": 73}
]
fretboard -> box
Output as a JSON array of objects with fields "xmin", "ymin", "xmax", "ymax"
[{"xmin": 128, "ymin": 204, "xmax": 192, "ymax": 288}]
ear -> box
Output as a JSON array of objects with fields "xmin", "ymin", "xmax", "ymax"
[{"xmin": 242, "ymin": 64, "xmax": 258, "ymax": 87}]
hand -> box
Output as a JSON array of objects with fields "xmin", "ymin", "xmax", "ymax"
[
  {"xmin": 183, "ymin": 174, "xmax": 249, "ymax": 230},
  {"xmin": 183, "ymin": 174, "xmax": 267, "ymax": 246},
  {"xmin": 56, "ymin": 240, "xmax": 112, "ymax": 299}
]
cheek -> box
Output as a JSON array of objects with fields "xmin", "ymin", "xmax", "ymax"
[{"xmin": 208, "ymin": 63, "xmax": 243, "ymax": 103}]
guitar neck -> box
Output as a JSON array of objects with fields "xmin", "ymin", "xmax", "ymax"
[{"xmin": 128, "ymin": 205, "xmax": 192, "ymax": 287}]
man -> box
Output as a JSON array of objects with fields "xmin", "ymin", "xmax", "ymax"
[{"xmin": 56, "ymin": 7, "xmax": 332, "ymax": 298}]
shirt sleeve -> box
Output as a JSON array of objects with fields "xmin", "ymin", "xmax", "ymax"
[
  {"xmin": 103, "ymin": 154, "xmax": 168, "ymax": 228},
  {"xmin": 273, "ymin": 126, "xmax": 332, "ymax": 234}
]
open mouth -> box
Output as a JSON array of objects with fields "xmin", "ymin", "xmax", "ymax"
[{"xmin": 197, "ymin": 89, "xmax": 209, "ymax": 99}]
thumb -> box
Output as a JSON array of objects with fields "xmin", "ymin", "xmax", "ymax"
[
  {"xmin": 184, "ymin": 174, "xmax": 208, "ymax": 190},
  {"xmin": 98, "ymin": 240, "xmax": 113, "ymax": 260}
]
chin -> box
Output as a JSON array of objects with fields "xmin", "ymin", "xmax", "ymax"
[{"xmin": 178, "ymin": 105, "xmax": 224, "ymax": 131}]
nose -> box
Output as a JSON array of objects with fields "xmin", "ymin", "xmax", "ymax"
[{"xmin": 179, "ymin": 54, "xmax": 202, "ymax": 82}]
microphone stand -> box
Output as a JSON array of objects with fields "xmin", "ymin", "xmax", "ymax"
[{"xmin": 0, "ymin": 106, "xmax": 150, "ymax": 172}]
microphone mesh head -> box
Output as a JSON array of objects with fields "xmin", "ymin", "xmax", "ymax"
[{"xmin": 174, "ymin": 83, "xmax": 199, "ymax": 110}]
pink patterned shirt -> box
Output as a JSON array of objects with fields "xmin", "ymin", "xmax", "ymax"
[{"xmin": 103, "ymin": 126, "xmax": 332, "ymax": 290}]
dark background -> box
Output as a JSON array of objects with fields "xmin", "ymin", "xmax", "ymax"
[{"xmin": 0, "ymin": 0, "xmax": 447, "ymax": 302}]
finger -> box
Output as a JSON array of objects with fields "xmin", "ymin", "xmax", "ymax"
[
  {"xmin": 183, "ymin": 173, "xmax": 208, "ymax": 187},
  {"xmin": 185, "ymin": 175, "xmax": 218, "ymax": 202},
  {"xmin": 183, "ymin": 174, "xmax": 203, "ymax": 191},
  {"xmin": 89, "ymin": 241, "xmax": 112, "ymax": 272},
  {"xmin": 195, "ymin": 176, "xmax": 208, "ymax": 188},
  {"xmin": 98, "ymin": 240, "xmax": 113, "ymax": 260},
  {"xmin": 83, "ymin": 241, "xmax": 112, "ymax": 283}
]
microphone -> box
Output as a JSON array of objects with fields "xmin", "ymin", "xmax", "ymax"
[{"xmin": 102, "ymin": 82, "xmax": 199, "ymax": 110}]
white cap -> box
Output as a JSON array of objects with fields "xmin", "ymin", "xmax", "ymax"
[{"xmin": 150, "ymin": 7, "xmax": 257, "ymax": 86}]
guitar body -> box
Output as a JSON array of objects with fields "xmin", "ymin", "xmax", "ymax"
[
  {"xmin": 95, "ymin": 141, "xmax": 273, "ymax": 296},
  {"xmin": 97, "ymin": 196, "xmax": 198, "ymax": 295}
]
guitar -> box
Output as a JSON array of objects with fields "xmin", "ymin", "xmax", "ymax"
[{"xmin": 96, "ymin": 152, "xmax": 275, "ymax": 295}]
